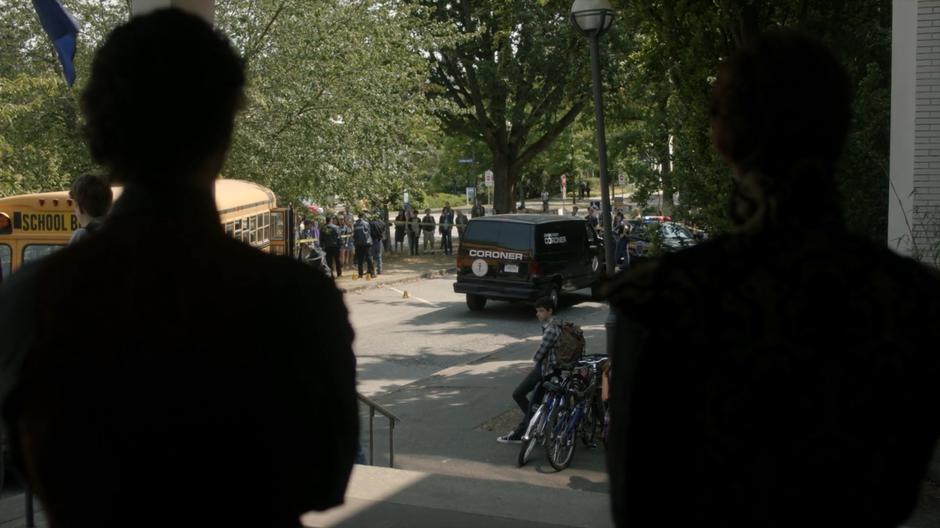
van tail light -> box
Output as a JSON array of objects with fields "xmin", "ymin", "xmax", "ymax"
[
  {"xmin": 529, "ymin": 261, "xmax": 542, "ymax": 278},
  {"xmin": 457, "ymin": 256, "xmax": 472, "ymax": 269}
]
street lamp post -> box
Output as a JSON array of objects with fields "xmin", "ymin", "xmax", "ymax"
[
  {"xmin": 519, "ymin": 177, "xmax": 526, "ymax": 210},
  {"xmin": 571, "ymin": 0, "xmax": 616, "ymax": 355}
]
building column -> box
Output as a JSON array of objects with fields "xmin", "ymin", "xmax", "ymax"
[
  {"xmin": 889, "ymin": 0, "xmax": 916, "ymax": 256},
  {"xmin": 892, "ymin": 0, "xmax": 940, "ymax": 266}
]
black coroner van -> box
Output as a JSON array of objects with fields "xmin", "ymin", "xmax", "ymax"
[{"xmin": 453, "ymin": 215, "xmax": 604, "ymax": 311}]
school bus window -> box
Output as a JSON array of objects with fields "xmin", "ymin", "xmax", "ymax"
[
  {"xmin": 23, "ymin": 244, "xmax": 65, "ymax": 264},
  {"xmin": 225, "ymin": 222, "xmax": 234, "ymax": 238},
  {"xmin": 263, "ymin": 212, "xmax": 271, "ymax": 241},
  {"xmin": 0, "ymin": 213, "xmax": 11, "ymax": 236},
  {"xmin": 249, "ymin": 215, "xmax": 257, "ymax": 245},
  {"xmin": 0, "ymin": 244, "xmax": 11, "ymax": 280},
  {"xmin": 241, "ymin": 219, "xmax": 250, "ymax": 243},
  {"xmin": 233, "ymin": 219, "xmax": 241, "ymax": 241}
]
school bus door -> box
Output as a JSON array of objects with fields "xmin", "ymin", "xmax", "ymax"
[{"xmin": 269, "ymin": 207, "xmax": 295, "ymax": 258}]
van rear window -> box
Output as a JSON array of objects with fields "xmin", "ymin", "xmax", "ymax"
[
  {"xmin": 537, "ymin": 223, "xmax": 585, "ymax": 252},
  {"xmin": 463, "ymin": 222, "xmax": 532, "ymax": 251}
]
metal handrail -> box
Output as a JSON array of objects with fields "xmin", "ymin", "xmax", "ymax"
[{"xmin": 357, "ymin": 392, "xmax": 400, "ymax": 468}]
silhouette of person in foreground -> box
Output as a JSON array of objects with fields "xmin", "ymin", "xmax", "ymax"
[
  {"xmin": 68, "ymin": 173, "xmax": 112, "ymax": 244},
  {"xmin": 605, "ymin": 31, "xmax": 940, "ymax": 528},
  {"xmin": 0, "ymin": 9, "xmax": 358, "ymax": 527}
]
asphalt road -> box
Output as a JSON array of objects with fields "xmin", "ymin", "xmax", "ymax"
[
  {"xmin": 345, "ymin": 276, "xmax": 609, "ymax": 398},
  {"xmin": 344, "ymin": 276, "xmax": 613, "ymax": 498}
]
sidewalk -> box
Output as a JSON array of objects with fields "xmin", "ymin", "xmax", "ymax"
[{"xmin": 333, "ymin": 250, "xmax": 456, "ymax": 293}]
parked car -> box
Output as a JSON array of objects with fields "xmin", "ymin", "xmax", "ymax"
[
  {"xmin": 453, "ymin": 214, "xmax": 604, "ymax": 311},
  {"xmin": 618, "ymin": 220, "xmax": 703, "ymax": 267}
]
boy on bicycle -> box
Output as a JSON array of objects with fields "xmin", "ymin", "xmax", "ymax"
[{"xmin": 497, "ymin": 296, "xmax": 561, "ymax": 443}]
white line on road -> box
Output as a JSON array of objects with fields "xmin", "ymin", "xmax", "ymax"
[{"xmin": 383, "ymin": 285, "xmax": 440, "ymax": 308}]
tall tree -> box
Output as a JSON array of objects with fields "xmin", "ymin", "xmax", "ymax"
[
  {"xmin": 414, "ymin": 0, "xmax": 592, "ymax": 213},
  {"xmin": 607, "ymin": 0, "xmax": 891, "ymax": 239},
  {"xmin": 218, "ymin": 0, "xmax": 437, "ymax": 208},
  {"xmin": 0, "ymin": 1, "xmax": 437, "ymax": 210},
  {"xmin": 0, "ymin": 1, "xmax": 130, "ymax": 196}
]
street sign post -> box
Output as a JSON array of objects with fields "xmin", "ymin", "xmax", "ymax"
[{"xmin": 484, "ymin": 170, "xmax": 494, "ymax": 187}]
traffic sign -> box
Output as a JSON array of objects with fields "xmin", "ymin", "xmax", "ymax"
[
  {"xmin": 458, "ymin": 158, "xmax": 475, "ymax": 164},
  {"xmin": 484, "ymin": 170, "xmax": 494, "ymax": 187},
  {"xmin": 561, "ymin": 175, "xmax": 567, "ymax": 189}
]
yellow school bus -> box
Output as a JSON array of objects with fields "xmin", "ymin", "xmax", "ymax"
[{"xmin": 0, "ymin": 179, "xmax": 291, "ymax": 282}]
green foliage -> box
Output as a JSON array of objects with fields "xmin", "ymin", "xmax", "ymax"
[
  {"xmin": 593, "ymin": 0, "xmax": 892, "ymax": 238},
  {"xmin": 416, "ymin": 191, "xmax": 465, "ymax": 210},
  {"xmin": 0, "ymin": 75, "xmax": 88, "ymax": 194},
  {"xmin": 0, "ymin": 0, "xmax": 437, "ymax": 211},
  {"xmin": 219, "ymin": 0, "xmax": 437, "ymax": 208},
  {"xmin": 0, "ymin": 0, "xmax": 895, "ymax": 239},
  {"xmin": 0, "ymin": 0, "xmax": 129, "ymax": 197}
]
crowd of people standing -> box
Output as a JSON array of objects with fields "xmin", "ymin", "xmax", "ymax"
[
  {"xmin": 391, "ymin": 203, "xmax": 468, "ymax": 257},
  {"xmin": 298, "ymin": 202, "xmax": 472, "ymax": 279}
]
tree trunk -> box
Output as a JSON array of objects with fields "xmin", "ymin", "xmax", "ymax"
[{"xmin": 493, "ymin": 154, "xmax": 518, "ymax": 214}]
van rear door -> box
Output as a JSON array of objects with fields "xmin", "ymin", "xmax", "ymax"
[
  {"xmin": 536, "ymin": 221, "xmax": 591, "ymax": 290},
  {"xmin": 458, "ymin": 221, "xmax": 533, "ymax": 280}
]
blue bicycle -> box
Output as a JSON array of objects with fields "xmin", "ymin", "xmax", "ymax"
[
  {"xmin": 546, "ymin": 356, "xmax": 607, "ymax": 471},
  {"xmin": 517, "ymin": 372, "xmax": 569, "ymax": 467}
]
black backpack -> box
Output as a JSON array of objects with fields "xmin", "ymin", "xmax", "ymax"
[{"xmin": 353, "ymin": 220, "xmax": 372, "ymax": 246}]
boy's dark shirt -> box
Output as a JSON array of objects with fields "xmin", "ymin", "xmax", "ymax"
[
  {"xmin": 0, "ymin": 185, "xmax": 358, "ymax": 527},
  {"xmin": 606, "ymin": 223, "xmax": 940, "ymax": 527}
]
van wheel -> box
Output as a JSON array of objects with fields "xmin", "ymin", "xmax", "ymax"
[{"xmin": 466, "ymin": 294, "xmax": 487, "ymax": 311}]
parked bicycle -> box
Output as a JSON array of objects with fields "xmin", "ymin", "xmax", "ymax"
[
  {"xmin": 517, "ymin": 370, "xmax": 570, "ymax": 467},
  {"xmin": 546, "ymin": 355, "xmax": 608, "ymax": 471}
]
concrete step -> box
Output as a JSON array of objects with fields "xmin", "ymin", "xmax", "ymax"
[{"xmin": 302, "ymin": 464, "xmax": 612, "ymax": 528}]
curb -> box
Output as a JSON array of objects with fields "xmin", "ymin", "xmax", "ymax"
[{"xmin": 340, "ymin": 267, "xmax": 457, "ymax": 293}]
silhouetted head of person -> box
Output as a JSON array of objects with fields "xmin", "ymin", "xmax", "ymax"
[
  {"xmin": 81, "ymin": 9, "xmax": 245, "ymax": 189},
  {"xmin": 68, "ymin": 174, "xmax": 112, "ymax": 219},
  {"xmin": 710, "ymin": 30, "xmax": 852, "ymax": 230}
]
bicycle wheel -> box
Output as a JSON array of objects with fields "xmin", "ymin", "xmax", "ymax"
[
  {"xmin": 547, "ymin": 426, "xmax": 576, "ymax": 471},
  {"xmin": 518, "ymin": 405, "xmax": 544, "ymax": 467},
  {"xmin": 546, "ymin": 410, "xmax": 576, "ymax": 471},
  {"xmin": 518, "ymin": 436, "xmax": 538, "ymax": 467}
]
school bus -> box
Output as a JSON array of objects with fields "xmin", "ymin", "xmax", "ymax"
[{"xmin": 0, "ymin": 179, "xmax": 292, "ymax": 282}]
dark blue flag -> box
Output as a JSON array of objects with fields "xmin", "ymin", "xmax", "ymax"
[{"xmin": 32, "ymin": 0, "xmax": 79, "ymax": 86}]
